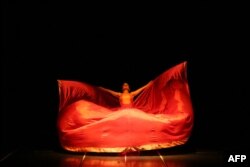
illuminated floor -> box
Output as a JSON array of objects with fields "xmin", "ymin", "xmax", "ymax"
[{"xmin": 1, "ymin": 149, "xmax": 224, "ymax": 167}]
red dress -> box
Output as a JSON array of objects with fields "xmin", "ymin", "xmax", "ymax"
[{"xmin": 57, "ymin": 61, "xmax": 194, "ymax": 152}]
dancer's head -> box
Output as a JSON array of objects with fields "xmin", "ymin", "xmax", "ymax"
[{"xmin": 122, "ymin": 82, "xmax": 130, "ymax": 92}]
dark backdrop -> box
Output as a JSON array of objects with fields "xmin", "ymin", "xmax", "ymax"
[{"xmin": 2, "ymin": 2, "xmax": 249, "ymax": 157}]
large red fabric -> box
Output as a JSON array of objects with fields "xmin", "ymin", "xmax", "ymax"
[{"xmin": 57, "ymin": 61, "xmax": 193, "ymax": 153}]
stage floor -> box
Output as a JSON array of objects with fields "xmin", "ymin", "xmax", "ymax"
[{"xmin": 1, "ymin": 148, "xmax": 225, "ymax": 167}]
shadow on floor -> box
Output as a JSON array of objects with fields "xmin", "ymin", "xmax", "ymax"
[{"xmin": 1, "ymin": 146, "xmax": 231, "ymax": 167}]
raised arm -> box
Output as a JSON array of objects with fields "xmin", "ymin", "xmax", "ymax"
[
  {"xmin": 98, "ymin": 86, "xmax": 121, "ymax": 97},
  {"xmin": 131, "ymin": 81, "xmax": 153, "ymax": 96}
]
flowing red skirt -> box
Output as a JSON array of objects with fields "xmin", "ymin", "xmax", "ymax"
[{"xmin": 57, "ymin": 61, "xmax": 193, "ymax": 152}]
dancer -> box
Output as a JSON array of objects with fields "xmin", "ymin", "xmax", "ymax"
[
  {"xmin": 99, "ymin": 82, "xmax": 152, "ymax": 108},
  {"xmin": 57, "ymin": 61, "xmax": 193, "ymax": 153}
]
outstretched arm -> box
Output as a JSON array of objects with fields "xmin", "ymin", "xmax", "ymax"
[
  {"xmin": 98, "ymin": 86, "xmax": 121, "ymax": 97},
  {"xmin": 131, "ymin": 81, "xmax": 153, "ymax": 96}
]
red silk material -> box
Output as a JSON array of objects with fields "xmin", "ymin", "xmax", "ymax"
[{"xmin": 57, "ymin": 61, "xmax": 193, "ymax": 153}]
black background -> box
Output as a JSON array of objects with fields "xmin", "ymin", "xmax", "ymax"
[{"xmin": 2, "ymin": 2, "xmax": 249, "ymax": 157}]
